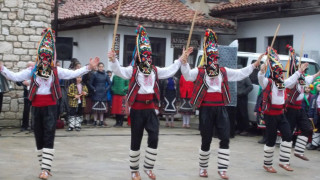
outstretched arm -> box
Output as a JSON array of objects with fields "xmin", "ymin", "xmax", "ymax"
[
  {"xmin": 108, "ymin": 51, "xmax": 133, "ymax": 80},
  {"xmin": 285, "ymin": 63, "xmax": 308, "ymax": 88},
  {"xmin": 156, "ymin": 60, "xmax": 182, "ymax": 79},
  {"xmin": 180, "ymin": 63, "xmax": 198, "ymax": 82},
  {"xmin": 257, "ymin": 64, "xmax": 269, "ymax": 89},
  {"xmin": 225, "ymin": 65, "xmax": 255, "ymax": 82},
  {"xmin": 58, "ymin": 57, "xmax": 100, "ymax": 80},
  {"xmin": 0, "ymin": 66, "xmax": 32, "ymax": 82}
]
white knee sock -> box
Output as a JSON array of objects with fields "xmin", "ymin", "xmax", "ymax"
[
  {"xmin": 144, "ymin": 147, "xmax": 158, "ymax": 170},
  {"xmin": 129, "ymin": 150, "xmax": 140, "ymax": 172},
  {"xmin": 186, "ymin": 115, "xmax": 190, "ymax": 125},
  {"xmin": 218, "ymin": 148, "xmax": 230, "ymax": 172},
  {"xmin": 294, "ymin": 135, "xmax": 308, "ymax": 155},
  {"xmin": 264, "ymin": 145, "xmax": 275, "ymax": 167},
  {"xmin": 279, "ymin": 141, "xmax": 292, "ymax": 165},
  {"xmin": 170, "ymin": 115, "xmax": 174, "ymax": 123},
  {"xmin": 199, "ymin": 149, "xmax": 210, "ymax": 169}
]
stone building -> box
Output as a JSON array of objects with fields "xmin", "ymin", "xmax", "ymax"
[{"xmin": 0, "ymin": 0, "xmax": 51, "ymax": 126}]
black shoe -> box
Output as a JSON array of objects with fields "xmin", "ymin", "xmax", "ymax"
[
  {"xmin": 82, "ymin": 120, "xmax": 87, "ymax": 125},
  {"xmin": 99, "ymin": 121, "xmax": 104, "ymax": 126},
  {"xmin": 93, "ymin": 121, "xmax": 97, "ymax": 126},
  {"xmin": 258, "ymin": 137, "xmax": 267, "ymax": 144},
  {"xmin": 307, "ymin": 144, "xmax": 318, "ymax": 150}
]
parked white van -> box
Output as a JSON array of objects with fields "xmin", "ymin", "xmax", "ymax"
[{"xmin": 195, "ymin": 50, "xmax": 320, "ymax": 123}]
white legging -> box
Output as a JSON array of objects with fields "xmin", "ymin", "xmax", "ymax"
[
  {"xmin": 165, "ymin": 115, "xmax": 174, "ymax": 123},
  {"xmin": 182, "ymin": 115, "xmax": 190, "ymax": 125},
  {"xmin": 93, "ymin": 112, "xmax": 104, "ymax": 122}
]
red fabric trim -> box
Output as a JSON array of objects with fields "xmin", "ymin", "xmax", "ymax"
[
  {"xmin": 264, "ymin": 104, "xmax": 284, "ymax": 115},
  {"xmin": 287, "ymin": 100, "xmax": 302, "ymax": 110},
  {"xmin": 131, "ymin": 94, "xmax": 155, "ymax": 110},
  {"xmin": 32, "ymin": 94, "xmax": 56, "ymax": 107},
  {"xmin": 201, "ymin": 92, "xmax": 224, "ymax": 106}
]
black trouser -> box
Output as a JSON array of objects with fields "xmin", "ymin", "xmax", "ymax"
[
  {"xmin": 21, "ymin": 98, "xmax": 31, "ymax": 128},
  {"xmin": 265, "ymin": 114, "xmax": 292, "ymax": 147},
  {"xmin": 199, "ymin": 106, "xmax": 230, "ymax": 151},
  {"xmin": 69, "ymin": 103, "xmax": 83, "ymax": 117},
  {"xmin": 130, "ymin": 109, "xmax": 159, "ymax": 151},
  {"xmin": 285, "ymin": 108, "xmax": 313, "ymax": 137},
  {"xmin": 32, "ymin": 105, "xmax": 57, "ymax": 150},
  {"xmin": 236, "ymin": 95, "xmax": 249, "ymax": 132}
]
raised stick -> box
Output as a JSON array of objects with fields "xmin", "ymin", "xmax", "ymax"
[
  {"xmin": 298, "ymin": 33, "xmax": 305, "ymax": 67},
  {"xmin": 111, "ymin": 0, "xmax": 122, "ymax": 51},
  {"xmin": 266, "ymin": 24, "xmax": 281, "ymax": 72},
  {"xmin": 186, "ymin": 11, "xmax": 197, "ymax": 50}
]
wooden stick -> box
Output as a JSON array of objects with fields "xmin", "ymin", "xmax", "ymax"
[
  {"xmin": 266, "ymin": 24, "xmax": 281, "ymax": 72},
  {"xmin": 111, "ymin": 0, "xmax": 122, "ymax": 51},
  {"xmin": 270, "ymin": 24, "xmax": 280, "ymax": 49},
  {"xmin": 298, "ymin": 33, "xmax": 305, "ymax": 67},
  {"xmin": 186, "ymin": 11, "xmax": 197, "ymax": 50}
]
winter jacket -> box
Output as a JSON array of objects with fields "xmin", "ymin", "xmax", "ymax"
[
  {"xmin": 89, "ymin": 70, "xmax": 111, "ymax": 102},
  {"xmin": 111, "ymin": 75, "xmax": 129, "ymax": 96},
  {"xmin": 237, "ymin": 77, "xmax": 253, "ymax": 96},
  {"xmin": 309, "ymin": 93, "xmax": 320, "ymax": 123}
]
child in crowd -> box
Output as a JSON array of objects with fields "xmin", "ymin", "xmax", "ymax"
[
  {"xmin": 179, "ymin": 75, "xmax": 194, "ymax": 128},
  {"xmin": 67, "ymin": 76, "xmax": 88, "ymax": 131}
]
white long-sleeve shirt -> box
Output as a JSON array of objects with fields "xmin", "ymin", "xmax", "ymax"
[
  {"xmin": 110, "ymin": 59, "xmax": 181, "ymax": 94},
  {"xmin": 1, "ymin": 66, "xmax": 90, "ymax": 95},
  {"xmin": 258, "ymin": 71, "xmax": 302, "ymax": 105},
  {"xmin": 285, "ymin": 75, "xmax": 314, "ymax": 101},
  {"xmin": 181, "ymin": 63, "xmax": 255, "ymax": 93}
]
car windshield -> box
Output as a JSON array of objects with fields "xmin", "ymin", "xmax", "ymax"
[{"xmin": 280, "ymin": 60, "xmax": 319, "ymax": 75}]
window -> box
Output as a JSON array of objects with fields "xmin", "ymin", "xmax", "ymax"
[
  {"xmin": 267, "ymin": 35, "xmax": 293, "ymax": 55},
  {"xmin": 123, "ymin": 36, "xmax": 166, "ymax": 67},
  {"xmin": 238, "ymin": 38, "xmax": 256, "ymax": 53},
  {"xmin": 237, "ymin": 57, "xmax": 248, "ymax": 67}
]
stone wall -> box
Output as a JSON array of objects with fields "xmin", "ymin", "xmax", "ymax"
[{"xmin": 0, "ymin": 0, "xmax": 51, "ymax": 127}]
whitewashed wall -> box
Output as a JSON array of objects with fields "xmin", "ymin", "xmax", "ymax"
[
  {"xmin": 58, "ymin": 25, "xmax": 205, "ymax": 70},
  {"xmin": 237, "ymin": 14, "xmax": 320, "ymax": 62}
]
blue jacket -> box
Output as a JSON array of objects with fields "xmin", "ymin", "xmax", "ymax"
[
  {"xmin": 309, "ymin": 93, "xmax": 319, "ymax": 124},
  {"xmin": 89, "ymin": 70, "xmax": 111, "ymax": 102}
]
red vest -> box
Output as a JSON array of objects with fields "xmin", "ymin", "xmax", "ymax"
[
  {"xmin": 28, "ymin": 67, "xmax": 62, "ymax": 102},
  {"xmin": 286, "ymin": 85, "xmax": 302, "ymax": 109},
  {"xmin": 190, "ymin": 67, "xmax": 230, "ymax": 108},
  {"xmin": 262, "ymin": 79, "xmax": 287, "ymax": 115},
  {"xmin": 126, "ymin": 66, "xmax": 160, "ymax": 107}
]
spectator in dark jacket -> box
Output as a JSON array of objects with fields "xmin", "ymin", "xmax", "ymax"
[
  {"xmin": 89, "ymin": 62, "xmax": 111, "ymax": 126},
  {"xmin": 307, "ymin": 82, "xmax": 320, "ymax": 150},
  {"xmin": 236, "ymin": 65, "xmax": 253, "ymax": 136}
]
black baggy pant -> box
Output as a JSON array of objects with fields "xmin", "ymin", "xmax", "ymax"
[
  {"xmin": 199, "ymin": 106, "xmax": 230, "ymax": 151},
  {"xmin": 285, "ymin": 108, "xmax": 313, "ymax": 137},
  {"xmin": 265, "ymin": 113, "xmax": 292, "ymax": 147},
  {"xmin": 32, "ymin": 105, "xmax": 57, "ymax": 150},
  {"xmin": 69, "ymin": 103, "xmax": 83, "ymax": 117},
  {"xmin": 130, "ymin": 109, "xmax": 159, "ymax": 151}
]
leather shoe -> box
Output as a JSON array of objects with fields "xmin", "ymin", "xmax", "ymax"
[
  {"xmin": 144, "ymin": 170, "xmax": 156, "ymax": 180},
  {"xmin": 263, "ymin": 166, "xmax": 277, "ymax": 173},
  {"xmin": 279, "ymin": 164, "xmax": 294, "ymax": 171},
  {"xmin": 39, "ymin": 170, "xmax": 52, "ymax": 180},
  {"xmin": 199, "ymin": 169, "xmax": 208, "ymax": 177},
  {"xmin": 131, "ymin": 172, "xmax": 141, "ymax": 180},
  {"xmin": 294, "ymin": 153, "xmax": 309, "ymax": 161},
  {"xmin": 218, "ymin": 171, "xmax": 229, "ymax": 179}
]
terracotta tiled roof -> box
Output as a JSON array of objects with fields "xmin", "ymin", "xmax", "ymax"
[
  {"xmin": 57, "ymin": 0, "xmax": 235, "ymax": 29},
  {"xmin": 212, "ymin": 0, "xmax": 301, "ymax": 12}
]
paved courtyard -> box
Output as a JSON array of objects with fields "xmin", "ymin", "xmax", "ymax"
[{"xmin": 0, "ymin": 118, "xmax": 320, "ymax": 180}]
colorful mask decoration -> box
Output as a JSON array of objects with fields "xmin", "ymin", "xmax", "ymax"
[
  {"xmin": 132, "ymin": 25, "xmax": 152, "ymax": 75},
  {"xmin": 266, "ymin": 47, "xmax": 286, "ymax": 89},
  {"xmin": 35, "ymin": 28, "xmax": 56, "ymax": 79},
  {"xmin": 286, "ymin": 44, "xmax": 305, "ymax": 85},
  {"xmin": 201, "ymin": 29, "xmax": 219, "ymax": 77}
]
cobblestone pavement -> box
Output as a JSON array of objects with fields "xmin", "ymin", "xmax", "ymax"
[{"xmin": 0, "ymin": 118, "xmax": 320, "ymax": 180}]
